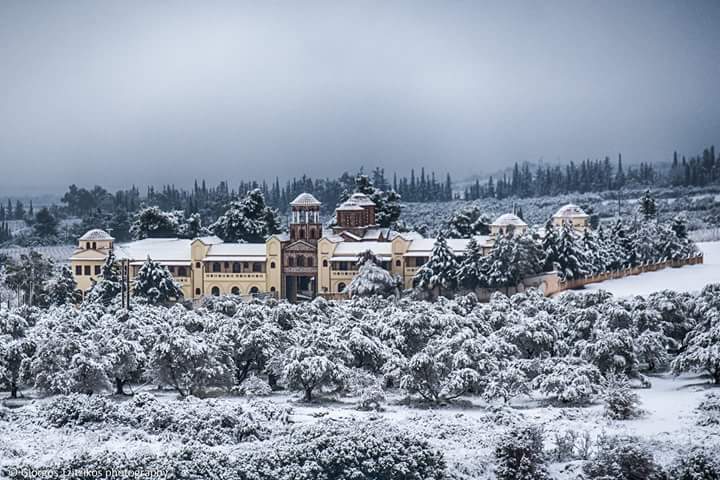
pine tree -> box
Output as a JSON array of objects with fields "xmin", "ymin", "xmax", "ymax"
[
  {"xmin": 638, "ymin": 189, "xmax": 657, "ymax": 219},
  {"xmin": 456, "ymin": 237, "xmax": 485, "ymax": 289},
  {"xmin": 414, "ymin": 231, "xmax": 458, "ymax": 296},
  {"xmin": 554, "ymin": 224, "xmax": 590, "ymax": 280},
  {"xmin": 48, "ymin": 265, "xmax": 80, "ymax": 306},
  {"xmin": 541, "ymin": 221, "xmax": 559, "ymax": 272},
  {"xmin": 86, "ymin": 250, "xmax": 122, "ymax": 305},
  {"xmin": 346, "ymin": 258, "xmax": 398, "ymax": 298},
  {"xmin": 133, "ymin": 257, "xmax": 184, "ymax": 305}
]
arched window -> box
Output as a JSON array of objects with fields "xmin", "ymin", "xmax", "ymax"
[
  {"xmin": 196, "ymin": 262, "xmax": 201, "ymax": 268},
  {"xmin": 309, "ymin": 228, "xmax": 316, "ymax": 240},
  {"xmin": 307, "ymin": 256, "xmax": 313, "ymax": 267},
  {"xmin": 270, "ymin": 261, "xmax": 276, "ymax": 269},
  {"xmin": 297, "ymin": 256, "xmax": 305, "ymax": 267},
  {"xmin": 395, "ymin": 259, "xmax": 401, "ymax": 267},
  {"xmin": 232, "ymin": 262, "xmax": 241, "ymax": 273},
  {"xmin": 231, "ymin": 286, "xmax": 240, "ymax": 295},
  {"xmin": 86, "ymin": 242, "xmax": 91, "ymax": 249},
  {"xmin": 250, "ymin": 286, "xmax": 259, "ymax": 294},
  {"xmin": 337, "ymin": 282, "xmax": 346, "ymax": 293},
  {"xmin": 211, "ymin": 286, "xmax": 220, "ymax": 296},
  {"xmin": 299, "ymin": 229, "xmax": 305, "ymax": 239},
  {"xmin": 288, "ymin": 257, "xmax": 295, "ymax": 267},
  {"xmin": 322, "ymin": 259, "xmax": 328, "ymax": 267},
  {"xmin": 92, "ymin": 242, "xmax": 97, "ymax": 250},
  {"xmin": 270, "ymin": 286, "xmax": 276, "ymax": 292},
  {"xmin": 195, "ymin": 288, "xmax": 201, "ymax": 295}
]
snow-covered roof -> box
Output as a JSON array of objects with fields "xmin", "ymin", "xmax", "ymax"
[
  {"xmin": 332, "ymin": 241, "xmax": 392, "ymax": 258},
  {"xmin": 114, "ymin": 238, "xmax": 192, "ymax": 263},
  {"xmin": 290, "ymin": 192, "xmax": 321, "ymax": 207},
  {"xmin": 336, "ymin": 200, "xmax": 364, "ymax": 211},
  {"xmin": 491, "ymin": 213, "xmax": 528, "ymax": 227},
  {"xmin": 552, "ymin": 204, "xmax": 589, "ymax": 219},
  {"xmin": 348, "ymin": 193, "xmax": 375, "ymax": 206},
  {"xmin": 205, "ymin": 243, "xmax": 266, "ymax": 257},
  {"xmin": 79, "ymin": 229, "xmax": 114, "ymax": 241},
  {"xmin": 194, "ymin": 235, "xmax": 224, "ymax": 245},
  {"xmin": 404, "ymin": 237, "xmax": 487, "ymax": 257}
]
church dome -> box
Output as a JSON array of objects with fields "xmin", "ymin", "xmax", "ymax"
[
  {"xmin": 79, "ymin": 228, "xmax": 114, "ymax": 241},
  {"xmin": 290, "ymin": 192, "xmax": 321, "ymax": 207},
  {"xmin": 553, "ymin": 204, "xmax": 589, "ymax": 218},
  {"xmin": 491, "ymin": 213, "xmax": 527, "ymax": 227}
]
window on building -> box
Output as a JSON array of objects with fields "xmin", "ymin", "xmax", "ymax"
[
  {"xmin": 167, "ymin": 266, "xmax": 174, "ymax": 274},
  {"xmin": 337, "ymin": 282, "xmax": 346, "ymax": 293},
  {"xmin": 178, "ymin": 267, "xmax": 187, "ymax": 277},
  {"xmin": 243, "ymin": 262, "xmax": 249, "ymax": 269},
  {"xmin": 224, "ymin": 262, "xmax": 230, "ymax": 269},
  {"xmin": 297, "ymin": 256, "xmax": 305, "ymax": 267},
  {"xmin": 250, "ymin": 286, "xmax": 259, "ymax": 294},
  {"xmin": 252, "ymin": 263, "xmax": 262, "ymax": 272},
  {"xmin": 212, "ymin": 262, "xmax": 221, "ymax": 273},
  {"xmin": 232, "ymin": 262, "xmax": 241, "ymax": 273},
  {"xmin": 395, "ymin": 259, "xmax": 401, "ymax": 267},
  {"xmin": 75, "ymin": 265, "xmax": 82, "ymax": 275},
  {"xmin": 307, "ymin": 256, "xmax": 313, "ymax": 267},
  {"xmin": 231, "ymin": 286, "xmax": 240, "ymax": 295},
  {"xmin": 309, "ymin": 228, "xmax": 316, "ymax": 239},
  {"xmin": 270, "ymin": 261, "xmax": 276, "ymax": 269},
  {"xmin": 195, "ymin": 262, "xmax": 201, "ymax": 268},
  {"xmin": 299, "ymin": 229, "xmax": 305, "ymax": 239},
  {"xmin": 195, "ymin": 288, "xmax": 201, "ymax": 295},
  {"xmin": 211, "ymin": 286, "xmax": 220, "ymax": 296},
  {"xmin": 322, "ymin": 259, "xmax": 328, "ymax": 267},
  {"xmin": 288, "ymin": 257, "xmax": 295, "ymax": 267},
  {"xmin": 84, "ymin": 266, "xmax": 91, "ymax": 275},
  {"xmin": 270, "ymin": 286, "xmax": 276, "ymax": 292},
  {"xmin": 86, "ymin": 242, "xmax": 91, "ymax": 249},
  {"xmin": 92, "ymin": 242, "xmax": 97, "ymax": 249},
  {"xmin": 94, "ymin": 265, "xmax": 101, "ymax": 275}
]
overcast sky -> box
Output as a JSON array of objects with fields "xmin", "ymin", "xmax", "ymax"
[{"xmin": 1, "ymin": 0, "xmax": 719, "ymax": 194}]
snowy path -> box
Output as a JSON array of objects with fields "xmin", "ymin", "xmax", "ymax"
[{"xmin": 580, "ymin": 241, "xmax": 720, "ymax": 297}]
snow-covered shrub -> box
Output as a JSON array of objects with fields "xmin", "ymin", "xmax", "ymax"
[
  {"xmin": 357, "ymin": 384, "xmax": 386, "ymax": 411},
  {"xmin": 4, "ymin": 448, "xmax": 235, "ymax": 480},
  {"xmin": 40, "ymin": 393, "xmax": 113, "ymax": 427},
  {"xmin": 578, "ymin": 329, "xmax": 639, "ymax": 377},
  {"xmin": 696, "ymin": 391, "xmax": 720, "ymax": 426},
  {"xmin": 583, "ymin": 436, "xmax": 665, "ymax": 480},
  {"xmin": 239, "ymin": 419, "xmax": 447, "ymax": 480},
  {"xmin": 346, "ymin": 257, "xmax": 399, "ymax": 298},
  {"xmin": 531, "ymin": 357, "xmax": 601, "ymax": 405},
  {"xmin": 668, "ymin": 448, "xmax": 720, "ymax": 480},
  {"xmin": 482, "ymin": 364, "xmax": 528, "ymax": 404},
  {"xmin": 0, "ymin": 308, "xmax": 33, "ymax": 398},
  {"xmin": 200, "ymin": 294, "xmax": 244, "ymax": 316},
  {"xmin": 234, "ymin": 374, "xmax": 272, "ymax": 396},
  {"xmin": 601, "ymin": 373, "xmax": 643, "ymax": 420},
  {"xmin": 550, "ymin": 429, "xmax": 592, "ymax": 462},
  {"xmin": 494, "ymin": 423, "xmax": 549, "ymax": 480}
]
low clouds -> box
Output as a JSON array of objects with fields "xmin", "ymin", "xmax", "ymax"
[{"xmin": 1, "ymin": 0, "xmax": 719, "ymax": 193}]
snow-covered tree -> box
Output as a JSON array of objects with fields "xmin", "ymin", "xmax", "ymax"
[
  {"xmin": 3, "ymin": 250, "xmax": 53, "ymax": 307},
  {"xmin": 177, "ymin": 212, "xmax": 208, "ymax": 239},
  {"xmin": 346, "ymin": 258, "xmax": 398, "ymax": 298},
  {"xmin": 414, "ymin": 231, "xmax": 458, "ymax": 296},
  {"xmin": 48, "ymin": 265, "xmax": 80, "ymax": 306},
  {"xmin": 456, "ymin": 237, "xmax": 485, "ymax": 289},
  {"xmin": 283, "ymin": 353, "xmax": 345, "ymax": 402},
  {"xmin": 132, "ymin": 257, "xmax": 183, "ymax": 305},
  {"xmin": 446, "ymin": 206, "xmax": 490, "ymax": 237},
  {"xmin": 99, "ymin": 310, "xmax": 148, "ymax": 394},
  {"xmin": 671, "ymin": 310, "xmax": 720, "ymax": 384},
  {"xmin": 85, "ymin": 250, "xmax": 122, "ymax": 306},
  {"xmin": 482, "ymin": 364, "xmax": 528, "ymax": 404},
  {"xmin": 210, "ymin": 189, "xmax": 280, "ymax": 243},
  {"xmin": 129, "ymin": 206, "xmax": 180, "ymax": 239},
  {"xmin": 531, "ymin": 357, "xmax": 601, "ymax": 404},
  {"xmin": 341, "ymin": 174, "xmax": 402, "ymax": 228},
  {"xmin": 0, "ymin": 309, "xmax": 33, "ymax": 398},
  {"xmin": 554, "ymin": 223, "xmax": 590, "ymax": 280},
  {"xmin": 149, "ymin": 312, "xmax": 233, "ymax": 396}
]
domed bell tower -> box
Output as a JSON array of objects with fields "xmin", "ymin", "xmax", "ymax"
[{"xmin": 289, "ymin": 193, "xmax": 322, "ymax": 243}]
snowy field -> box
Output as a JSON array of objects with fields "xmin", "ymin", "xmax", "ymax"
[{"xmin": 577, "ymin": 241, "xmax": 720, "ymax": 297}]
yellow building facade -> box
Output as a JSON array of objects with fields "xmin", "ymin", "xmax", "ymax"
[{"xmin": 69, "ymin": 195, "xmax": 589, "ymax": 302}]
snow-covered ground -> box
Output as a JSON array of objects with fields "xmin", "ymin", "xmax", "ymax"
[{"xmin": 579, "ymin": 241, "xmax": 720, "ymax": 297}]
